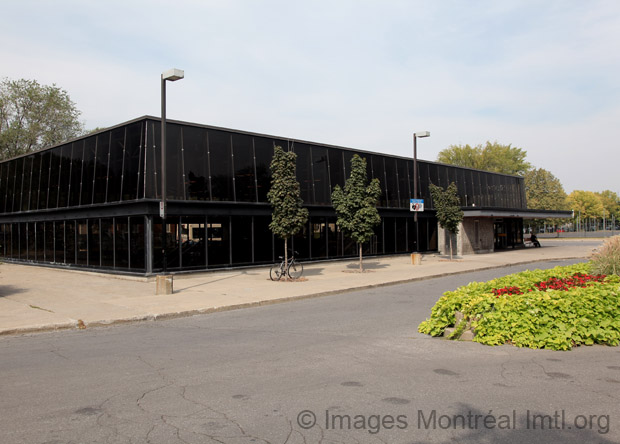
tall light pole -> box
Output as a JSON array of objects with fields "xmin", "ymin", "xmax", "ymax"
[
  {"xmin": 161, "ymin": 68, "xmax": 184, "ymax": 274},
  {"xmin": 413, "ymin": 131, "xmax": 430, "ymax": 252}
]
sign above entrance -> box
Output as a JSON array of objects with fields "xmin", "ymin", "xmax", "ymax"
[{"xmin": 410, "ymin": 199, "xmax": 424, "ymax": 212}]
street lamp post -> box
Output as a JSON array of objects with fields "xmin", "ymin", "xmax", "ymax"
[
  {"xmin": 161, "ymin": 68, "xmax": 184, "ymax": 275},
  {"xmin": 413, "ymin": 131, "xmax": 430, "ymax": 252}
]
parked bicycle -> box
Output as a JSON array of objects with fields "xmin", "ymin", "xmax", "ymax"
[{"xmin": 270, "ymin": 251, "xmax": 303, "ymax": 280}]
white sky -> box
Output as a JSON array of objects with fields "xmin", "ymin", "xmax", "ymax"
[{"xmin": 2, "ymin": 0, "xmax": 619, "ymax": 193}]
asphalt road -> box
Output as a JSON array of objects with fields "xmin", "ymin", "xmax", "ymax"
[{"xmin": 1, "ymin": 259, "xmax": 619, "ymax": 444}]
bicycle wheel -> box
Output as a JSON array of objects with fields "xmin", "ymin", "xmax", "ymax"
[
  {"xmin": 287, "ymin": 260, "xmax": 303, "ymax": 279},
  {"xmin": 270, "ymin": 264, "xmax": 284, "ymax": 281}
]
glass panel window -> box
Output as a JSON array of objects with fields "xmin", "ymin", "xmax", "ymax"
[
  {"xmin": 21, "ymin": 156, "xmax": 34, "ymax": 212},
  {"xmin": 180, "ymin": 217, "xmax": 205, "ymax": 268},
  {"xmin": 207, "ymin": 216, "xmax": 230, "ymax": 266},
  {"xmin": 94, "ymin": 132, "xmax": 110, "ymax": 204},
  {"xmin": 115, "ymin": 218, "xmax": 129, "ymax": 268},
  {"xmin": 385, "ymin": 157, "xmax": 399, "ymax": 207},
  {"xmin": 310, "ymin": 217, "xmax": 327, "ymax": 258},
  {"xmin": 370, "ymin": 155, "xmax": 387, "ymax": 207},
  {"xmin": 88, "ymin": 219, "xmax": 100, "ymax": 267},
  {"xmin": 77, "ymin": 220, "xmax": 88, "ymax": 265},
  {"xmin": 182, "ymin": 125, "xmax": 209, "ymax": 200},
  {"xmin": 396, "ymin": 159, "xmax": 410, "ymax": 208},
  {"xmin": 311, "ymin": 146, "xmax": 330, "ymax": 205},
  {"xmin": 232, "ymin": 134, "xmax": 256, "ymax": 202},
  {"xmin": 35, "ymin": 221, "xmax": 45, "ymax": 261},
  {"xmin": 165, "ymin": 123, "xmax": 184, "ymax": 200},
  {"xmin": 292, "ymin": 143, "xmax": 313, "ymax": 205},
  {"xmin": 328, "ymin": 149, "xmax": 345, "ymax": 192},
  {"xmin": 144, "ymin": 120, "xmax": 160, "ymax": 199},
  {"xmin": 129, "ymin": 216, "xmax": 146, "ymax": 270},
  {"xmin": 13, "ymin": 158, "xmax": 24, "ymax": 212},
  {"xmin": 38, "ymin": 151, "xmax": 51, "ymax": 209},
  {"xmin": 81, "ymin": 136, "xmax": 96, "ymax": 206},
  {"xmin": 69, "ymin": 141, "xmax": 84, "ymax": 207},
  {"xmin": 29, "ymin": 154, "xmax": 41, "ymax": 211},
  {"xmin": 208, "ymin": 130, "xmax": 234, "ymax": 201},
  {"xmin": 253, "ymin": 137, "xmax": 274, "ymax": 203},
  {"xmin": 384, "ymin": 217, "xmax": 396, "ymax": 254},
  {"xmin": 0, "ymin": 164, "xmax": 6, "ymax": 213},
  {"xmin": 231, "ymin": 216, "xmax": 253, "ymax": 264},
  {"xmin": 122, "ymin": 122, "xmax": 143, "ymax": 201},
  {"xmin": 26, "ymin": 222, "xmax": 35, "ymax": 261},
  {"xmin": 58, "ymin": 144, "xmax": 72, "ymax": 207},
  {"xmin": 54, "ymin": 221, "xmax": 64, "ymax": 263},
  {"xmin": 65, "ymin": 220, "xmax": 76, "ymax": 264},
  {"xmin": 45, "ymin": 221, "xmax": 54, "ymax": 262},
  {"xmin": 4, "ymin": 161, "xmax": 15, "ymax": 213},
  {"xmin": 253, "ymin": 216, "xmax": 272, "ymax": 263},
  {"xmin": 396, "ymin": 218, "xmax": 407, "ymax": 252},
  {"xmin": 107, "ymin": 128, "xmax": 125, "ymax": 202},
  {"xmin": 101, "ymin": 218, "xmax": 114, "ymax": 267}
]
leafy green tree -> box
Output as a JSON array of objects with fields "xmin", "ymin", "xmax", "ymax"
[
  {"xmin": 430, "ymin": 182, "xmax": 464, "ymax": 260},
  {"xmin": 524, "ymin": 168, "xmax": 568, "ymax": 210},
  {"xmin": 331, "ymin": 154, "xmax": 381, "ymax": 272},
  {"xmin": 437, "ymin": 141, "xmax": 531, "ymax": 176},
  {"xmin": 596, "ymin": 190, "xmax": 620, "ymax": 222},
  {"xmin": 568, "ymin": 190, "xmax": 604, "ymax": 221},
  {"xmin": 0, "ymin": 78, "xmax": 84, "ymax": 160},
  {"xmin": 524, "ymin": 168, "xmax": 569, "ymax": 229},
  {"xmin": 267, "ymin": 146, "xmax": 309, "ymax": 268}
]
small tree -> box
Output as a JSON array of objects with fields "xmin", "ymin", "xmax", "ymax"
[
  {"xmin": 267, "ymin": 146, "xmax": 309, "ymax": 269},
  {"xmin": 430, "ymin": 183, "xmax": 464, "ymax": 260},
  {"xmin": 331, "ymin": 154, "xmax": 381, "ymax": 272}
]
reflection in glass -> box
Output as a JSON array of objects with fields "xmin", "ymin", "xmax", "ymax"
[
  {"xmin": 94, "ymin": 133, "xmax": 110, "ymax": 204},
  {"xmin": 180, "ymin": 217, "xmax": 205, "ymax": 268},
  {"xmin": 293, "ymin": 143, "xmax": 313, "ymax": 204},
  {"xmin": 29, "ymin": 154, "xmax": 41, "ymax": 211},
  {"xmin": 69, "ymin": 141, "xmax": 84, "ymax": 207},
  {"xmin": 115, "ymin": 218, "xmax": 129, "ymax": 268},
  {"xmin": 312, "ymin": 146, "xmax": 330, "ymax": 205},
  {"xmin": 253, "ymin": 137, "xmax": 274, "ymax": 203},
  {"xmin": 207, "ymin": 216, "xmax": 230, "ymax": 266},
  {"xmin": 107, "ymin": 127, "xmax": 125, "ymax": 202},
  {"xmin": 231, "ymin": 216, "xmax": 253, "ymax": 263},
  {"xmin": 77, "ymin": 220, "xmax": 88, "ymax": 265},
  {"xmin": 182, "ymin": 126, "xmax": 209, "ymax": 200},
  {"xmin": 232, "ymin": 134, "xmax": 257, "ymax": 202},
  {"xmin": 130, "ymin": 217, "xmax": 146, "ymax": 270},
  {"xmin": 209, "ymin": 131, "xmax": 234, "ymax": 201},
  {"xmin": 122, "ymin": 122, "xmax": 143, "ymax": 201},
  {"xmin": 81, "ymin": 137, "xmax": 96, "ymax": 206}
]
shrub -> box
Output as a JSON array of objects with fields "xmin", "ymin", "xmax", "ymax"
[
  {"xmin": 590, "ymin": 235, "xmax": 620, "ymax": 276},
  {"xmin": 418, "ymin": 263, "xmax": 620, "ymax": 350}
]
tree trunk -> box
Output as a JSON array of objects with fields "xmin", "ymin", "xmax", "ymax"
[
  {"xmin": 449, "ymin": 232, "xmax": 453, "ymax": 260},
  {"xmin": 284, "ymin": 238, "xmax": 288, "ymax": 268},
  {"xmin": 359, "ymin": 243, "xmax": 363, "ymax": 272}
]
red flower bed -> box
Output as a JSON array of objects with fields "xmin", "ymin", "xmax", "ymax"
[
  {"xmin": 534, "ymin": 273, "xmax": 606, "ymax": 292},
  {"xmin": 492, "ymin": 286, "xmax": 523, "ymax": 296},
  {"xmin": 492, "ymin": 273, "xmax": 606, "ymax": 297}
]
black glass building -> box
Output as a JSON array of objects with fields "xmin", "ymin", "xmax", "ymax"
[{"xmin": 0, "ymin": 116, "xmax": 542, "ymax": 275}]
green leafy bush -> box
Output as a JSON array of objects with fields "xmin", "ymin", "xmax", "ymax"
[
  {"xmin": 590, "ymin": 235, "xmax": 620, "ymax": 276},
  {"xmin": 418, "ymin": 263, "xmax": 620, "ymax": 350}
]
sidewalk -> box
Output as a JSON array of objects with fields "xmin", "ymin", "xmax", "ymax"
[{"xmin": 0, "ymin": 239, "xmax": 601, "ymax": 336}]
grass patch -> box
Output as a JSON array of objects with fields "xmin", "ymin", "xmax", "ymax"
[{"xmin": 418, "ymin": 263, "xmax": 620, "ymax": 350}]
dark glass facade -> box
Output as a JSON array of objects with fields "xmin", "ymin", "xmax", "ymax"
[{"xmin": 0, "ymin": 117, "xmax": 527, "ymax": 274}]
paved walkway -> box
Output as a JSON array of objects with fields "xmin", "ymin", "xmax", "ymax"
[{"xmin": 0, "ymin": 239, "xmax": 602, "ymax": 335}]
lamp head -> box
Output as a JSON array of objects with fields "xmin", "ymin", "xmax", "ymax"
[{"xmin": 162, "ymin": 68, "xmax": 184, "ymax": 81}]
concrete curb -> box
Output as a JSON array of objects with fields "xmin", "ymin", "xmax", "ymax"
[{"xmin": 0, "ymin": 256, "xmax": 586, "ymax": 337}]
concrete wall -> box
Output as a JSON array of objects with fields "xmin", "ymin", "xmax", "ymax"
[{"xmin": 438, "ymin": 218, "xmax": 495, "ymax": 256}]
